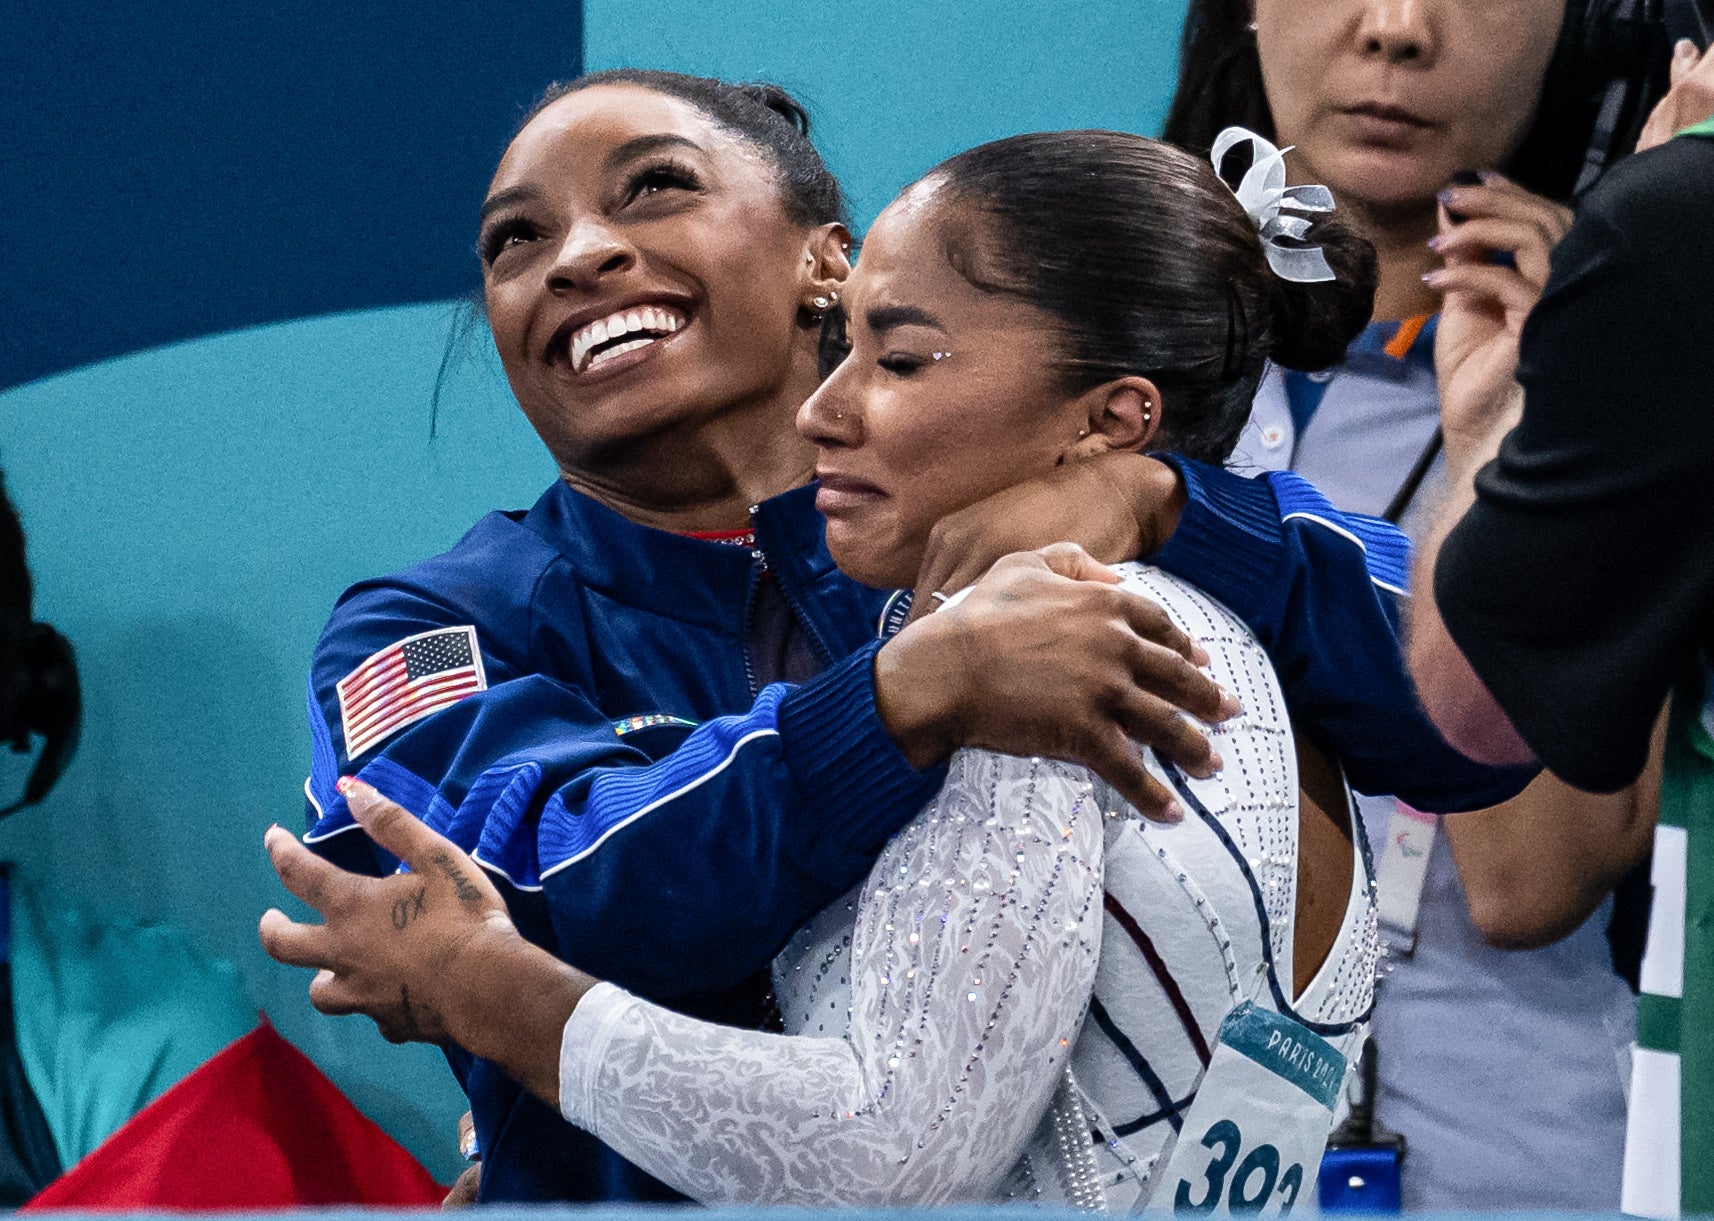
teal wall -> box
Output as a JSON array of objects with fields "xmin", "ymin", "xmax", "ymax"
[
  {"xmin": 0, "ymin": 308, "xmax": 547, "ymax": 1179},
  {"xmin": 587, "ymin": 0, "xmax": 1190, "ymax": 230},
  {"xmin": 1, "ymin": 0, "xmax": 1186, "ymax": 1185}
]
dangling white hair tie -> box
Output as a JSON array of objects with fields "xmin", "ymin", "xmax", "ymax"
[{"xmin": 1210, "ymin": 127, "xmax": 1337, "ymax": 284}]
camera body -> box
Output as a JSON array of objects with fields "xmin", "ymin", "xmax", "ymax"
[{"xmin": 1513, "ymin": 0, "xmax": 1714, "ymax": 199}]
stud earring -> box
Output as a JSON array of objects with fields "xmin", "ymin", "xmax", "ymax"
[
  {"xmin": 812, "ymin": 295, "xmax": 831, "ymax": 310},
  {"xmin": 1077, "ymin": 427, "xmax": 1090, "ymax": 439}
]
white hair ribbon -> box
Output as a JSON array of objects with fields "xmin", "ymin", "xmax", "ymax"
[{"xmin": 1211, "ymin": 126, "xmax": 1336, "ymax": 284}]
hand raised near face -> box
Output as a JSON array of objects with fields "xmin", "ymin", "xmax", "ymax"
[
  {"xmin": 1638, "ymin": 39, "xmax": 1714, "ymax": 153},
  {"xmin": 1426, "ymin": 173, "xmax": 1574, "ymax": 467},
  {"xmin": 906, "ymin": 451, "xmax": 1186, "ymax": 624},
  {"xmin": 259, "ymin": 778, "xmax": 520, "ymax": 1046},
  {"xmin": 875, "ymin": 543, "xmax": 1238, "ymax": 821}
]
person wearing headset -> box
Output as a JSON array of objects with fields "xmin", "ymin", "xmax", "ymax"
[
  {"xmin": 1411, "ymin": 38, "xmax": 1714, "ymax": 1220},
  {"xmin": 1162, "ymin": 0, "xmax": 1696, "ymax": 1209},
  {"xmin": 0, "ymin": 469, "xmax": 255, "ymax": 1200}
]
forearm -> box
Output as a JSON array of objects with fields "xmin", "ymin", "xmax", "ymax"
[
  {"xmin": 557, "ymin": 752, "xmax": 1104, "ymax": 1205},
  {"xmin": 1407, "ymin": 395, "xmax": 1535, "ymax": 766},
  {"xmin": 539, "ymin": 658, "xmax": 944, "ymax": 997},
  {"xmin": 1444, "ymin": 757, "xmax": 1660, "ymax": 949},
  {"xmin": 442, "ymin": 928, "xmax": 595, "ymax": 1111}
]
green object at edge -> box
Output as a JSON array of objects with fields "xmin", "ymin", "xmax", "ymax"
[{"xmin": 1664, "ymin": 677, "xmax": 1714, "ymax": 1213}]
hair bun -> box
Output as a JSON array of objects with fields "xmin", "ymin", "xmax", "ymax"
[
  {"xmin": 737, "ymin": 82, "xmax": 813, "ymax": 137},
  {"xmin": 1265, "ymin": 215, "xmax": 1377, "ymax": 372}
]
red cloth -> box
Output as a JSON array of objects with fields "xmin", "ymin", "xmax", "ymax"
[{"xmin": 24, "ymin": 1022, "xmax": 443, "ymax": 1210}]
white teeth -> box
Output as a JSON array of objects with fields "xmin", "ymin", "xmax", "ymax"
[
  {"xmin": 567, "ymin": 303, "xmax": 688, "ymax": 372},
  {"xmin": 586, "ymin": 336, "xmax": 657, "ymax": 370}
]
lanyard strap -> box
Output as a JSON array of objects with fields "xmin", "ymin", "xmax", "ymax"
[{"xmin": 1380, "ymin": 429, "xmax": 1444, "ymax": 524}]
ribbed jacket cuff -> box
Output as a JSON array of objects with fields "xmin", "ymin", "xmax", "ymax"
[
  {"xmin": 1148, "ymin": 456, "xmax": 1288, "ymax": 635},
  {"xmin": 777, "ymin": 640, "xmax": 946, "ymax": 878}
]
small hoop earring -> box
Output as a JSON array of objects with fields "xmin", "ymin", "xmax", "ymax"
[{"xmin": 1245, "ymin": 19, "xmax": 1258, "ymax": 32}]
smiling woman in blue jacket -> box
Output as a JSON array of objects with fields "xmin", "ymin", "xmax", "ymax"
[{"xmin": 292, "ymin": 71, "xmax": 1530, "ymax": 1203}]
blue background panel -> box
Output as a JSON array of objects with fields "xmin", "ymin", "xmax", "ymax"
[{"xmin": 1, "ymin": 1, "xmax": 582, "ymax": 391}]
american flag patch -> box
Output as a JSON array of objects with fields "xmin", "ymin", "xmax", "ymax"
[{"xmin": 336, "ymin": 626, "xmax": 488, "ymax": 760}]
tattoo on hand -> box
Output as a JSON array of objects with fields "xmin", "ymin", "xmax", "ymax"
[
  {"xmin": 430, "ymin": 852, "xmax": 484, "ymax": 905},
  {"xmin": 391, "ymin": 884, "xmax": 429, "ymax": 931}
]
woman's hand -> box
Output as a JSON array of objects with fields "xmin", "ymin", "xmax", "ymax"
[
  {"xmin": 1426, "ymin": 173, "xmax": 1573, "ymax": 468},
  {"xmin": 1639, "ymin": 39, "xmax": 1714, "ymax": 153},
  {"xmin": 260, "ymin": 778, "xmax": 521, "ymax": 1045},
  {"xmin": 876, "ymin": 543, "xmax": 1238, "ymax": 821},
  {"xmin": 261, "ymin": 780, "xmax": 592, "ymax": 1108},
  {"xmin": 906, "ymin": 451, "xmax": 1185, "ymax": 622}
]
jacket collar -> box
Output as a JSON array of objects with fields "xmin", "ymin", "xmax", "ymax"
[{"xmin": 515, "ymin": 480, "xmax": 879, "ymax": 646}]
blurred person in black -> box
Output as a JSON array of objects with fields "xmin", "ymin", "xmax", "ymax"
[
  {"xmin": 0, "ymin": 468, "xmax": 79, "ymax": 1201},
  {"xmin": 1411, "ymin": 40, "xmax": 1714, "ymax": 1218}
]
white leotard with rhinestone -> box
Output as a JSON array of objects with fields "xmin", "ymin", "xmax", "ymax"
[{"xmin": 556, "ymin": 564, "xmax": 1378, "ymax": 1207}]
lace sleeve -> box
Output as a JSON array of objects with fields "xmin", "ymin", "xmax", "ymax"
[{"xmin": 556, "ymin": 751, "xmax": 1106, "ymax": 1206}]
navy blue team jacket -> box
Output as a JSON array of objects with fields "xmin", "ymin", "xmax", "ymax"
[{"xmin": 302, "ymin": 459, "xmax": 1532, "ymax": 1203}]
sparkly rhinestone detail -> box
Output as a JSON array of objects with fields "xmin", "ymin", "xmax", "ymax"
[{"xmin": 560, "ymin": 564, "xmax": 1376, "ymax": 1209}]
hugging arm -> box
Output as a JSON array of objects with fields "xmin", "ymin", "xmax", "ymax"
[
  {"xmin": 919, "ymin": 450, "xmax": 1535, "ymax": 811},
  {"xmin": 269, "ymin": 759, "xmax": 1106, "ymax": 1206},
  {"xmin": 310, "ymin": 549, "xmax": 1218, "ymax": 996},
  {"xmin": 308, "ymin": 585, "xmax": 943, "ymax": 998}
]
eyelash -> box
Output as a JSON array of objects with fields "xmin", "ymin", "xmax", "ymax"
[
  {"xmin": 478, "ymin": 161, "xmax": 703, "ymax": 265},
  {"xmin": 878, "ymin": 354, "xmax": 927, "ymax": 376},
  {"xmin": 622, "ymin": 159, "xmax": 702, "ymax": 205},
  {"xmin": 479, "ymin": 218, "xmax": 537, "ymax": 265}
]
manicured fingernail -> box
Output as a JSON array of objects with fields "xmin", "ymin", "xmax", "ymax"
[
  {"xmin": 1159, "ymin": 800, "xmax": 1183, "ymax": 823},
  {"xmin": 1219, "ymin": 689, "xmax": 1243, "ymax": 718},
  {"xmin": 1427, "ymin": 234, "xmax": 1445, "ymax": 251},
  {"xmin": 336, "ymin": 775, "xmax": 357, "ymax": 796},
  {"xmin": 1477, "ymin": 170, "xmax": 1504, "ymax": 185},
  {"xmin": 1436, "ymin": 187, "xmax": 1458, "ymax": 204},
  {"xmin": 1676, "ymin": 38, "xmax": 1697, "ymax": 62},
  {"xmin": 1421, "ymin": 270, "xmax": 1445, "ymax": 287},
  {"xmin": 1192, "ymin": 643, "xmax": 1211, "ymax": 666},
  {"xmin": 1209, "ymin": 751, "xmax": 1224, "ymax": 772}
]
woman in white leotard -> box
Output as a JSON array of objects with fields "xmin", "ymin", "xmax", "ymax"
[
  {"xmin": 560, "ymin": 566, "xmax": 1377, "ymax": 1208},
  {"xmin": 268, "ymin": 129, "xmax": 1383, "ymax": 1208}
]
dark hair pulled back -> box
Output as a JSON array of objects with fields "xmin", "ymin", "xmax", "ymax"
[
  {"xmin": 523, "ymin": 69, "xmax": 848, "ymax": 228},
  {"xmin": 923, "ymin": 131, "xmax": 1375, "ymax": 463}
]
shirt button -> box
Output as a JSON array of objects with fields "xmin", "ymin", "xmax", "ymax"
[{"xmin": 1259, "ymin": 423, "xmax": 1288, "ymax": 451}]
